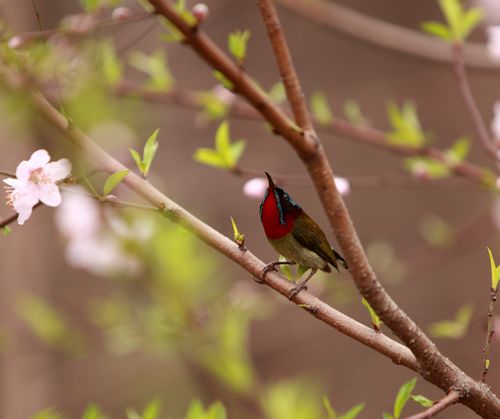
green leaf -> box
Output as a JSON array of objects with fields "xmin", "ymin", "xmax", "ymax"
[
  {"xmin": 361, "ymin": 298, "xmax": 382, "ymax": 330},
  {"xmin": 32, "ymin": 409, "xmax": 67, "ymax": 419},
  {"xmin": 2, "ymin": 226, "xmax": 11, "ymax": 236},
  {"xmin": 197, "ymin": 91, "xmax": 229, "ymax": 119},
  {"xmin": 487, "ymin": 247, "xmax": 500, "ymax": 290},
  {"xmin": 142, "ymin": 399, "xmax": 162, "ymax": 419},
  {"xmin": 228, "ymin": 30, "xmax": 251, "ymax": 64},
  {"xmin": 418, "ymin": 215, "xmax": 453, "ymax": 248},
  {"xmin": 268, "ymin": 82, "xmax": 286, "ymax": 104},
  {"xmin": 206, "ymin": 401, "xmax": 226, "ymax": 419},
  {"xmin": 339, "ymin": 403, "xmax": 365, "ymax": 419},
  {"xmin": 194, "ymin": 148, "xmax": 228, "ymax": 169},
  {"xmin": 143, "ymin": 129, "xmax": 160, "ymax": 176},
  {"xmin": 129, "ymin": 148, "xmax": 144, "ymax": 172},
  {"xmin": 230, "ymin": 216, "xmax": 245, "ymax": 244},
  {"xmin": 215, "ymin": 120, "xmax": 231, "ymax": 162},
  {"xmin": 386, "ymin": 101, "xmax": 427, "ymax": 147},
  {"xmin": 411, "ymin": 395, "xmax": 433, "ymax": 408},
  {"xmin": 80, "ymin": 0, "xmax": 99, "ymax": 12},
  {"xmin": 444, "ymin": 136, "xmax": 470, "ymax": 165},
  {"xmin": 459, "ymin": 8, "xmax": 483, "ymax": 40},
  {"xmin": 125, "ymin": 410, "xmax": 141, "ymax": 419},
  {"xmin": 428, "ymin": 303, "xmax": 473, "ymax": 339},
  {"xmin": 393, "ymin": 378, "xmax": 417, "ymax": 419},
  {"xmin": 81, "ymin": 404, "xmax": 108, "ymax": 419},
  {"xmin": 100, "ymin": 40, "xmax": 122, "ymax": 86},
  {"xmin": 343, "ymin": 100, "xmax": 368, "ymax": 125},
  {"xmin": 279, "ymin": 255, "xmax": 293, "ymax": 280},
  {"xmin": 230, "ymin": 140, "xmax": 246, "ymax": 165},
  {"xmin": 311, "ymin": 92, "xmax": 333, "ymax": 125},
  {"xmin": 322, "ymin": 396, "xmax": 337, "ymax": 418},
  {"xmin": 184, "ymin": 400, "xmax": 204, "ymax": 419},
  {"xmin": 103, "ymin": 170, "xmax": 129, "ymax": 196},
  {"xmin": 382, "ymin": 413, "xmax": 394, "ymax": 419},
  {"xmin": 404, "ymin": 157, "xmax": 450, "ymax": 179},
  {"xmin": 213, "ymin": 71, "xmax": 234, "ymax": 90},
  {"xmin": 421, "ymin": 21, "xmax": 452, "ymax": 40},
  {"xmin": 129, "ymin": 50, "xmax": 173, "ymax": 91}
]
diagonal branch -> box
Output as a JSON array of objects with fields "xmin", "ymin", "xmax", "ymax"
[
  {"xmin": 256, "ymin": 0, "xmax": 313, "ymax": 131},
  {"xmin": 406, "ymin": 390, "xmax": 460, "ymax": 419},
  {"xmin": 275, "ymin": 0, "xmax": 497, "ymax": 70},
  {"xmin": 0, "ymin": 67, "xmax": 419, "ymax": 371}
]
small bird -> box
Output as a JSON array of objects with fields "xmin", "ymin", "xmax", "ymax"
[{"xmin": 259, "ymin": 172, "xmax": 348, "ymax": 298}]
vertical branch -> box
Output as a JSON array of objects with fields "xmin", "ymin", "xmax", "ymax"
[
  {"xmin": 256, "ymin": 0, "xmax": 313, "ymax": 132},
  {"xmin": 451, "ymin": 43, "xmax": 498, "ymax": 160},
  {"xmin": 480, "ymin": 287, "xmax": 498, "ymax": 382}
]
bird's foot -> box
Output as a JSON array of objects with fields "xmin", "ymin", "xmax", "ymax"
[{"xmin": 288, "ymin": 284, "xmax": 308, "ymax": 300}]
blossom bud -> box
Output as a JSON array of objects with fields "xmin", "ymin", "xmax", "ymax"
[
  {"xmin": 112, "ymin": 7, "xmax": 133, "ymax": 21},
  {"xmin": 192, "ymin": 3, "xmax": 209, "ymax": 23}
]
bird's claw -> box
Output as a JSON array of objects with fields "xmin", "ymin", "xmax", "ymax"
[{"xmin": 288, "ymin": 284, "xmax": 307, "ymax": 300}]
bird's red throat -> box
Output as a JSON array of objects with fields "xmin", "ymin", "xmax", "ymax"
[{"xmin": 260, "ymin": 189, "xmax": 296, "ymax": 240}]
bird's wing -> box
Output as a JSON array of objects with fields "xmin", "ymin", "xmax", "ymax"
[{"xmin": 291, "ymin": 212, "xmax": 341, "ymax": 271}]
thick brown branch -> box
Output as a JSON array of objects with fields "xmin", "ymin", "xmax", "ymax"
[
  {"xmin": 256, "ymin": 0, "xmax": 313, "ymax": 131},
  {"xmin": 406, "ymin": 390, "xmax": 460, "ymax": 419},
  {"xmin": 275, "ymin": 0, "xmax": 497, "ymax": 70},
  {"xmin": 451, "ymin": 43, "xmax": 498, "ymax": 160}
]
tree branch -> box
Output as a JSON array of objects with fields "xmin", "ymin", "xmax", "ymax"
[
  {"xmin": 0, "ymin": 68, "xmax": 419, "ymax": 371},
  {"xmin": 115, "ymin": 82, "xmax": 491, "ymax": 188},
  {"xmin": 256, "ymin": 0, "xmax": 313, "ymax": 131},
  {"xmin": 451, "ymin": 43, "xmax": 498, "ymax": 160},
  {"xmin": 480, "ymin": 286, "xmax": 499, "ymax": 383},
  {"xmin": 405, "ymin": 390, "xmax": 460, "ymax": 419},
  {"xmin": 275, "ymin": 0, "xmax": 497, "ymax": 70}
]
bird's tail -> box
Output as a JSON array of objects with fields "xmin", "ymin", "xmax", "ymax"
[{"xmin": 332, "ymin": 248, "xmax": 348, "ymax": 270}]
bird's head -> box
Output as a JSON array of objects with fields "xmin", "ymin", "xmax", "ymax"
[{"xmin": 259, "ymin": 172, "xmax": 302, "ymax": 239}]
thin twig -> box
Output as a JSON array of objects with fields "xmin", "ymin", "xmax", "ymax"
[
  {"xmin": 405, "ymin": 390, "xmax": 460, "ymax": 419},
  {"xmin": 0, "ymin": 171, "xmax": 15, "ymax": 178},
  {"xmin": 451, "ymin": 43, "xmax": 498, "ymax": 160},
  {"xmin": 256, "ymin": 0, "xmax": 313, "ymax": 132},
  {"xmin": 275, "ymin": 0, "xmax": 497, "ymax": 70},
  {"xmin": 480, "ymin": 286, "xmax": 499, "ymax": 382},
  {"xmin": 0, "ymin": 202, "xmax": 42, "ymax": 228}
]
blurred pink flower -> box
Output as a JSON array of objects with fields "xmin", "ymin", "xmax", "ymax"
[
  {"xmin": 243, "ymin": 177, "xmax": 267, "ymax": 199},
  {"xmin": 491, "ymin": 102, "xmax": 500, "ymax": 142},
  {"xmin": 334, "ymin": 176, "xmax": 351, "ymax": 196},
  {"xmin": 192, "ymin": 3, "xmax": 209, "ymax": 23},
  {"xmin": 3, "ymin": 149, "xmax": 71, "ymax": 225},
  {"xmin": 213, "ymin": 84, "xmax": 236, "ymax": 105},
  {"xmin": 486, "ymin": 26, "xmax": 500, "ymax": 61},
  {"xmin": 7, "ymin": 36, "xmax": 23, "ymax": 49},
  {"xmin": 111, "ymin": 7, "xmax": 132, "ymax": 21}
]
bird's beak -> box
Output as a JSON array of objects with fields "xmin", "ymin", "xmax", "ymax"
[{"xmin": 264, "ymin": 172, "xmax": 275, "ymax": 189}]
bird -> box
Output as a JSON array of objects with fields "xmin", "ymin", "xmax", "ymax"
[{"xmin": 259, "ymin": 172, "xmax": 348, "ymax": 298}]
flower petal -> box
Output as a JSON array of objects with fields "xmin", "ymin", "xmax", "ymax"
[
  {"xmin": 3, "ymin": 178, "xmax": 22, "ymax": 188},
  {"xmin": 17, "ymin": 205, "xmax": 33, "ymax": 225},
  {"xmin": 12, "ymin": 192, "xmax": 39, "ymax": 225},
  {"xmin": 46, "ymin": 158, "xmax": 72, "ymax": 181},
  {"xmin": 15, "ymin": 161, "xmax": 31, "ymax": 181},
  {"xmin": 39, "ymin": 183, "xmax": 62, "ymax": 207},
  {"xmin": 29, "ymin": 149, "xmax": 50, "ymax": 167}
]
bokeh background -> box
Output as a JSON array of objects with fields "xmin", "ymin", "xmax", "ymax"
[{"xmin": 1, "ymin": 0, "xmax": 500, "ymax": 418}]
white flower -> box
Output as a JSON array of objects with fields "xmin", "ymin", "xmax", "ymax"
[
  {"xmin": 3, "ymin": 149, "xmax": 71, "ymax": 225},
  {"xmin": 334, "ymin": 176, "xmax": 351, "ymax": 196},
  {"xmin": 487, "ymin": 26, "xmax": 500, "ymax": 61},
  {"xmin": 243, "ymin": 177, "xmax": 268, "ymax": 199}
]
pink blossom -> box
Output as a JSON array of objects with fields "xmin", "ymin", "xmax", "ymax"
[
  {"xmin": 7, "ymin": 36, "xmax": 24, "ymax": 49},
  {"xmin": 213, "ymin": 84, "xmax": 236, "ymax": 105},
  {"xmin": 192, "ymin": 3, "xmax": 209, "ymax": 23},
  {"xmin": 4, "ymin": 149, "xmax": 71, "ymax": 225},
  {"xmin": 243, "ymin": 177, "xmax": 267, "ymax": 199},
  {"xmin": 334, "ymin": 176, "xmax": 351, "ymax": 196},
  {"xmin": 111, "ymin": 7, "xmax": 132, "ymax": 21},
  {"xmin": 486, "ymin": 26, "xmax": 500, "ymax": 61}
]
